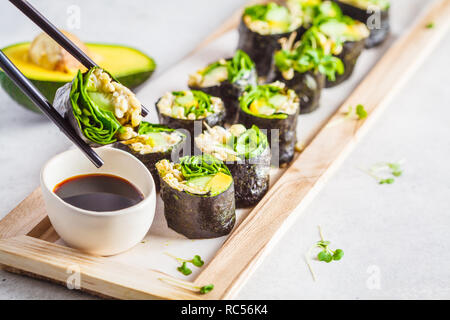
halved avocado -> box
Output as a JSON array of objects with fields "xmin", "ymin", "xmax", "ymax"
[{"xmin": 0, "ymin": 42, "xmax": 156, "ymax": 113}]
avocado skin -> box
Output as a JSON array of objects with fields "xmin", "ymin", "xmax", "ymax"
[
  {"xmin": 0, "ymin": 70, "xmax": 154, "ymax": 113},
  {"xmin": 0, "ymin": 43, "xmax": 156, "ymax": 113},
  {"xmin": 159, "ymin": 177, "xmax": 236, "ymax": 239},
  {"xmin": 267, "ymin": 68, "xmax": 326, "ymax": 114}
]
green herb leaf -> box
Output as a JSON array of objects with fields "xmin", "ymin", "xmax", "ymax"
[
  {"xmin": 191, "ymin": 255, "xmax": 205, "ymax": 267},
  {"xmin": 356, "ymin": 104, "xmax": 368, "ymax": 119},
  {"xmin": 199, "ymin": 284, "xmax": 214, "ymax": 294},
  {"xmin": 426, "ymin": 22, "xmax": 435, "ymax": 29},
  {"xmin": 318, "ymin": 250, "xmax": 333, "ymax": 263},
  {"xmin": 138, "ymin": 122, "xmax": 174, "ymax": 135},
  {"xmin": 177, "ymin": 262, "xmax": 192, "ymax": 276},
  {"xmin": 333, "ymin": 249, "xmax": 344, "ymax": 261},
  {"xmin": 379, "ymin": 178, "xmax": 395, "ymax": 184},
  {"xmin": 179, "ymin": 155, "xmax": 231, "ymax": 179}
]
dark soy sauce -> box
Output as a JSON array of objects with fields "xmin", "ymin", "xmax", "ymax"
[{"xmin": 53, "ymin": 174, "xmax": 144, "ymax": 212}]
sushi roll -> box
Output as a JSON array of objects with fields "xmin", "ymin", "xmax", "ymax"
[
  {"xmin": 238, "ymin": 82, "xmax": 300, "ymax": 165},
  {"xmin": 268, "ymin": 32, "xmax": 344, "ymax": 113},
  {"xmin": 53, "ymin": 67, "xmax": 143, "ymax": 146},
  {"xmin": 114, "ymin": 122, "xmax": 186, "ymax": 190},
  {"xmin": 188, "ymin": 50, "xmax": 257, "ymax": 123},
  {"xmin": 195, "ymin": 124, "xmax": 271, "ymax": 207},
  {"xmin": 156, "ymin": 155, "xmax": 235, "ymax": 239},
  {"xmin": 332, "ymin": 0, "xmax": 390, "ymax": 48},
  {"xmin": 155, "ymin": 90, "xmax": 226, "ymax": 149},
  {"xmin": 237, "ymin": 2, "xmax": 303, "ymax": 79},
  {"xmin": 303, "ymin": 17, "xmax": 369, "ymax": 87}
]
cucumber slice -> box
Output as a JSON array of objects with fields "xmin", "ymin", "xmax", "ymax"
[
  {"xmin": 144, "ymin": 132, "xmax": 168, "ymax": 147},
  {"xmin": 265, "ymin": 5, "xmax": 289, "ymax": 22},
  {"xmin": 268, "ymin": 94, "xmax": 288, "ymax": 108},
  {"xmin": 203, "ymin": 66, "xmax": 228, "ymax": 85},
  {"xmin": 87, "ymin": 92, "xmax": 114, "ymax": 112},
  {"xmin": 175, "ymin": 94, "xmax": 195, "ymax": 106},
  {"xmin": 186, "ymin": 175, "xmax": 214, "ymax": 189}
]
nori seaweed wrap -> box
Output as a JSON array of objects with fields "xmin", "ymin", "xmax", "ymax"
[
  {"xmin": 155, "ymin": 90, "xmax": 226, "ymax": 151},
  {"xmin": 237, "ymin": 2, "xmax": 304, "ymax": 79},
  {"xmin": 188, "ymin": 50, "xmax": 257, "ymax": 123},
  {"xmin": 332, "ymin": 0, "xmax": 390, "ymax": 48},
  {"xmin": 114, "ymin": 122, "xmax": 186, "ymax": 191},
  {"xmin": 302, "ymin": 17, "xmax": 369, "ymax": 87},
  {"xmin": 195, "ymin": 124, "xmax": 271, "ymax": 207},
  {"xmin": 238, "ymin": 82, "xmax": 300, "ymax": 165},
  {"xmin": 53, "ymin": 67, "xmax": 143, "ymax": 147},
  {"xmin": 156, "ymin": 155, "xmax": 235, "ymax": 239},
  {"xmin": 268, "ymin": 32, "xmax": 344, "ymax": 113}
]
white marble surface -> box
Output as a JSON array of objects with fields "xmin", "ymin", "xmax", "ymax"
[{"xmin": 0, "ymin": 0, "xmax": 449, "ymax": 300}]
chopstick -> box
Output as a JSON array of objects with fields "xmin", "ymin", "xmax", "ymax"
[
  {"xmin": 9, "ymin": 0, "xmax": 150, "ymax": 118},
  {"xmin": 0, "ymin": 51, "xmax": 104, "ymax": 168}
]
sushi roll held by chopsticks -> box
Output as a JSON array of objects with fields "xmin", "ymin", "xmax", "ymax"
[
  {"xmin": 195, "ymin": 124, "xmax": 271, "ymax": 207},
  {"xmin": 188, "ymin": 50, "xmax": 257, "ymax": 124},
  {"xmin": 238, "ymin": 82, "xmax": 300, "ymax": 166},
  {"xmin": 268, "ymin": 31, "xmax": 344, "ymax": 114},
  {"xmin": 114, "ymin": 122, "xmax": 186, "ymax": 190},
  {"xmin": 156, "ymin": 155, "xmax": 235, "ymax": 239},
  {"xmin": 53, "ymin": 67, "xmax": 143, "ymax": 146},
  {"xmin": 332, "ymin": 0, "xmax": 390, "ymax": 48},
  {"xmin": 237, "ymin": 2, "xmax": 304, "ymax": 79},
  {"xmin": 155, "ymin": 90, "xmax": 226, "ymax": 146}
]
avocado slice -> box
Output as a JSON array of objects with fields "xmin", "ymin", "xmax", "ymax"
[
  {"xmin": 0, "ymin": 42, "xmax": 156, "ymax": 113},
  {"xmin": 207, "ymin": 172, "xmax": 233, "ymax": 196}
]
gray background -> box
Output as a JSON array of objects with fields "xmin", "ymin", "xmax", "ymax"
[{"xmin": 0, "ymin": 0, "xmax": 449, "ymax": 299}]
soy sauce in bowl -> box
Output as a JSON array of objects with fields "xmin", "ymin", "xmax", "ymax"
[{"xmin": 53, "ymin": 174, "xmax": 144, "ymax": 212}]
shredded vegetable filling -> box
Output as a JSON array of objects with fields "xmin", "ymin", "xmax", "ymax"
[{"xmin": 157, "ymin": 90, "xmax": 224, "ymax": 120}]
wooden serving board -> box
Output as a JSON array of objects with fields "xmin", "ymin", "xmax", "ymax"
[{"xmin": 0, "ymin": 0, "xmax": 449, "ymax": 300}]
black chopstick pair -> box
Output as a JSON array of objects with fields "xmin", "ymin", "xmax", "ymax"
[
  {"xmin": 0, "ymin": 52, "xmax": 104, "ymax": 167},
  {"xmin": 3, "ymin": 0, "xmax": 150, "ymax": 168},
  {"xmin": 9, "ymin": 0, "xmax": 150, "ymax": 117}
]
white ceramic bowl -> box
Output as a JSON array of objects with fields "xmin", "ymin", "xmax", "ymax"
[{"xmin": 40, "ymin": 147, "xmax": 156, "ymax": 256}]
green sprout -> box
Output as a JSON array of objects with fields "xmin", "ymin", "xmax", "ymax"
[
  {"xmin": 356, "ymin": 104, "xmax": 368, "ymax": 119},
  {"xmin": 345, "ymin": 104, "xmax": 368, "ymax": 120},
  {"xmin": 177, "ymin": 262, "xmax": 192, "ymax": 276},
  {"xmin": 165, "ymin": 252, "xmax": 205, "ymax": 276},
  {"xmin": 159, "ymin": 277, "xmax": 214, "ymax": 295},
  {"xmin": 360, "ymin": 160, "xmax": 404, "ymax": 185},
  {"xmin": 426, "ymin": 22, "xmax": 435, "ymax": 29},
  {"xmin": 305, "ymin": 226, "xmax": 344, "ymax": 281}
]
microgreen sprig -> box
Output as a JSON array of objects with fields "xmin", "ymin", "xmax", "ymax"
[
  {"xmin": 165, "ymin": 252, "xmax": 205, "ymax": 276},
  {"xmin": 345, "ymin": 104, "xmax": 368, "ymax": 120},
  {"xmin": 360, "ymin": 160, "xmax": 404, "ymax": 185},
  {"xmin": 305, "ymin": 226, "xmax": 344, "ymax": 281},
  {"xmin": 159, "ymin": 277, "xmax": 214, "ymax": 295}
]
